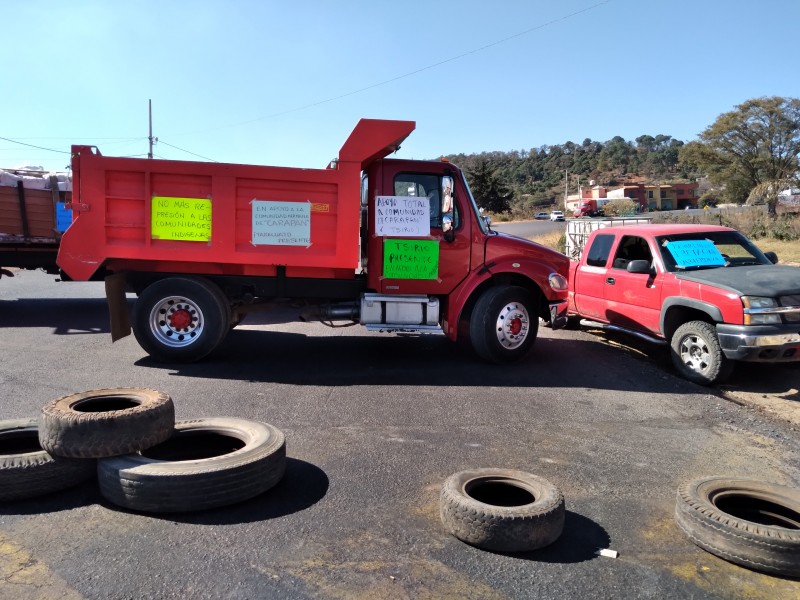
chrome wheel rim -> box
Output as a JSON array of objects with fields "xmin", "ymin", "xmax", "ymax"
[
  {"xmin": 679, "ymin": 334, "xmax": 711, "ymax": 373},
  {"xmin": 494, "ymin": 301, "xmax": 530, "ymax": 350},
  {"xmin": 148, "ymin": 295, "xmax": 205, "ymax": 348}
]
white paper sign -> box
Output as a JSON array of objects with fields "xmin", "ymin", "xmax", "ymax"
[
  {"xmin": 375, "ymin": 195, "xmax": 430, "ymax": 237},
  {"xmin": 251, "ymin": 200, "xmax": 311, "ymax": 246}
]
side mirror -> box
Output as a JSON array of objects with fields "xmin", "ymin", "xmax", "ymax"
[
  {"xmin": 627, "ymin": 259, "xmax": 652, "ymax": 274},
  {"xmin": 764, "ymin": 251, "xmax": 778, "ymax": 264}
]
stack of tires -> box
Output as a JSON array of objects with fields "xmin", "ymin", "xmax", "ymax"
[{"xmin": 0, "ymin": 388, "xmax": 286, "ymax": 513}]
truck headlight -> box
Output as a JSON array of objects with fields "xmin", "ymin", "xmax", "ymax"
[
  {"xmin": 742, "ymin": 296, "xmax": 777, "ymax": 309},
  {"xmin": 549, "ymin": 273, "xmax": 569, "ymax": 291},
  {"xmin": 742, "ymin": 296, "xmax": 781, "ymax": 325}
]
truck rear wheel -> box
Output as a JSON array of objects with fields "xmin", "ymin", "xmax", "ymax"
[
  {"xmin": 133, "ymin": 277, "xmax": 230, "ymax": 362},
  {"xmin": 469, "ymin": 285, "xmax": 538, "ymax": 363},
  {"xmin": 670, "ymin": 320, "xmax": 732, "ymax": 385}
]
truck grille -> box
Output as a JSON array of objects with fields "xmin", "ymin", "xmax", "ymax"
[{"xmin": 780, "ymin": 294, "xmax": 800, "ymax": 323}]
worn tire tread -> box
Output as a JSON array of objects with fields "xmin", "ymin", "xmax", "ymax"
[
  {"xmin": 0, "ymin": 418, "xmax": 96, "ymax": 502},
  {"xmin": 98, "ymin": 417, "xmax": 286, "ymax": 513},
  {"xmin": 674, "ymin": 477, "xmax": 800, "ymax": 577},
  {"xmin": 39, "ymin": 388, "xmax": 175, "ymax": 459},
  {"xmin": 440, "ymin": 468, "xmax": 564, "ymax": 552}
]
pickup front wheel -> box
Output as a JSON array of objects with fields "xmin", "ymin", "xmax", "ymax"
[
  {"xmin": 133, "ymin": 277, "xmax": 231, "ymax": 362},
  {"xmin": 670, "ymin": 320, "xmax": 732, "ymax": 385},
  {"xmin": 470, "ymin": 285, "xmax": 538, "ymax": 363}
]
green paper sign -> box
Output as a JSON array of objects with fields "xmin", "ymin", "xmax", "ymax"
[{"xmin": 383, "ymin": 239, "xmax": 439, "ymax": 280}]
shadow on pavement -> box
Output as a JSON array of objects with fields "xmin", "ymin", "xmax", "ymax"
[
  {"xmin": 131, "ymin": 458, "xmax": 329, "ymax": 525},
  {"xmin": 499, "ymin": 511, "xmax": 611, "ymax": 564}
]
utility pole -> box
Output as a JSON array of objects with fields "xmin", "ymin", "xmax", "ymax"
[
  {"xmin": 148, "ymin": 99, "xmax": 154, "ymax": 159},
  {"xmin": 564, "ymin": 169, "xmax": 568, "ymax": 210}
]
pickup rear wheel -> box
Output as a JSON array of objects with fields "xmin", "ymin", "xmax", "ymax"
[
  {"xmin": 470, "ymin": 285, "xmax": 538, "ymax": 363},
  {"xmin": 670, "ymin": 320, "xmax": 732, "ymax": 385},
  {"xmin": 133, "ymin": 277, "xmax": 230, "ymax": 362}
]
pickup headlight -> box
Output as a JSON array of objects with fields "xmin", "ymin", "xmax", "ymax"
[
  {"xmin": 742, "ymin": 296, "xmax": 782, "ymax": 325},
  {"xmin": 549, "ymin": 273, "xmax": 569, "ymax": 291},
  {"xmin": 742, "ymin": 296, "xmax": 777, "ymax": 309}
]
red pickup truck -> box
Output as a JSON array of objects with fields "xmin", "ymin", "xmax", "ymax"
[{"xmin": 567, "ymin": 224, "xmax": 800, "ymax": 384}]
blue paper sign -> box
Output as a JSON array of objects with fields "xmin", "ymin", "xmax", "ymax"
[
  {"xmin": 55, "ymin": 202, "xmax": 73, "ymax": 232},
  {"xmin": 666, "ymin": 239, "xmax": 726, "ymax": 268}
]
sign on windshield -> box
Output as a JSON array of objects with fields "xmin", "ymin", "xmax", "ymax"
[{"xmin": 665, "ymin": 239, "xmax": 726, "ymax": 269}]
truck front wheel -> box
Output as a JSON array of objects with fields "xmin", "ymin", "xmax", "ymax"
[
  {"xmin": 469, "ymin": 285, "xmax": 538, "ymax": 363},
  {"xmin": 670, "ymin": 320, "xmax": 732, "ymax": 385},
  {"xmin": 132, "ymin": 277, "xmax": 230, "ymax": 362}
]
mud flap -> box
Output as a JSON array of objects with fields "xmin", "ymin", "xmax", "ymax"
[
  {"xmin": 105, "ymin": 273, "xmax": 131, "ymax": 341},
  {"xmin": 549, "ymin": 301, "xmax": 568, "ymax": 330}
]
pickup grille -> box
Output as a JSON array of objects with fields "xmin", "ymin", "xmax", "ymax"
[
  {"xmin": 779, "ymin": 294, "xmax": 800, "ymax": 306},
  {"xmin": 780, "ymin": 294, "xmax": 800, "ymax": 323}
]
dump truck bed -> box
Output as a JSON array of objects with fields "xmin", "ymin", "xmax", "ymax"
[{"xmin": 58, "ymin": 119, "xmax": 415, "ymax": 282}]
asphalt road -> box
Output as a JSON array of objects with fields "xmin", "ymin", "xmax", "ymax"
[
  {"xmin": 1, "ymin": 270, "xmax": 799, "ymax": 599},
  {"xmin": 491, "ymin": 219, "xmax": 565, "ymax": 239}
]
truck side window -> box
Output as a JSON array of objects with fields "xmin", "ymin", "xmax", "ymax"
[
  {"xmin": 585, "ymin": 234, "xmax": 615, "ymax": 267},
  {"xmin": 394, "ymin": 173, "xmax": 443, "ymax": 229},
  {"xmin": 612, "ymin": 235, "xmax": 652, "ymax": 270}
]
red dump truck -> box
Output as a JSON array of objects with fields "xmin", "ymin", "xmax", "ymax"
[{"xmin": 57, "ymin": 119, "xmax": 570, "ymax": 363}]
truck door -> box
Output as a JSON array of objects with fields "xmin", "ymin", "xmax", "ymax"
[
  {"xmin": 604, "ymin": 235, "xmax": 662, "ymax": 334},
  {"xmin": 372, "ymin": 168, "xmax": 472, "ymax": 295},
  {"xmin": 573, "ymin": 233, "xmax": 616, "ymax": 320}
]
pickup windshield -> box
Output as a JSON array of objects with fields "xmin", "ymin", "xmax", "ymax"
[{"xmin": 656, "ymin": 231, "xmax": 771, "ymax": 272}]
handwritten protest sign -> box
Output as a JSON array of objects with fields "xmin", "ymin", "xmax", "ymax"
[
  {"xmin": 252, "ymin": 200, "xmax": 311, "ymax": 246},
  {"xmin": 666, "ymin": 239, "xmax": 726, "ymax": 268},
  {"xmin": 375, "ymin": 196, "xmax": 430, "ymax": 237},
  {"xmin": 151, "ymin": 196, "xmax": 211, "ymax": 242},
  {"xmin": 383, "ymin": 239, "xmax": 439, "ymax": 280}
]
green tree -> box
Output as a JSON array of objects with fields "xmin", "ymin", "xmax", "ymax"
[
  {"xmin": 603, "ymin": 198, "xmax": 637, "ymax": 216},
  {"xmin": 679, "ymin": 96, "xmax": 800, "ymax": 212},
  {"xmin": 466, "ymin": 158, "xmax": 513, "ymax": 214}
]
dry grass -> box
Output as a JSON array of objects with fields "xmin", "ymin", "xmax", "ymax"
[
  {"xmin": 530, "ymin": 227, "xmax": 799, "ymax": 265},
  {"xmin": 754, "ymin": 239, "xmax": 800, "ymax": 265},
  {"xmin": 530, "ymin": 230, "xmax": 564, "ymax": 251}
]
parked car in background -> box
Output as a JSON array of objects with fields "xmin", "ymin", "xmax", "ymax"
[
  {"xmin": 534, "ymin": 212, "xmax": 550, "ymax": 220},
  {"xmin": 550, "ymin": 211, "xmax": 565, "ymax": 221}
]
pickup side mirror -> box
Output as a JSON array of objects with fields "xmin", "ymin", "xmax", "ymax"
[
  {"xmin": 764, "ymin": 251, "xmax": 778, "ymax": 264},
  {"xmin": 627, "ymin": 259, "xmax": 652, "ymax": 274}
]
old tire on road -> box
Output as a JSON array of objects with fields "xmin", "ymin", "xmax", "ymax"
[
  {"xmin": 670, "ymin": 320, "xmax": 732, "ymax": 385},
  {"xmin": 675, "ymin": 477, "xmax": 800, "ymax": 577},
  {"xmin": 98, "ymin": 417, "xmax": 286, "ymax": 513},
  {"xmin": 39, "ymin": 388, "xmax": 175, "ymax": 459},
  {"xmin": 440, "ymin": 468, "xmax": 565, "ymax": 552},
  {"xmin": 469, "ymin": 285, "xmax": 539, "ymax": 363},
  {"xmin": 132, "ymin": 276, "xmax": 231, "ymax": 362},
  {"xmin": 1, "ymin": 418, "xmax": 96, "ymax": 502}
]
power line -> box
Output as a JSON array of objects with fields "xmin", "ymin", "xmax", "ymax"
[
  {"xmin": 184, "ymin": 0, "xmax": 611, "ymax": 134},
  {"xmin": 0, "ymin": 135, "xmax": 70, "ymax": 154},
  {"xmin": 157, "ymin": 140, "xmax": 217, "ymax": 162}
]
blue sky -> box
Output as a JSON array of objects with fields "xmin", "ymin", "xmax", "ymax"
[{"xmin": 2, "ymin": 0, "xmax": 798, "ymax": 173}]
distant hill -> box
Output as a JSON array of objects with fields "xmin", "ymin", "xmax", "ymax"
[{"xmin": 444, "ymin": 134, "xmax": 699, "ymax": 216}]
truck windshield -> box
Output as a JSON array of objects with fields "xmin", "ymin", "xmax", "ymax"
[
  {"xmin": 462, "ymin": 174, "xmax": 489, "ymax": 235},
  {"xmin": 656, "ymin": 231, "xmax": 771, "ymax": 272}
]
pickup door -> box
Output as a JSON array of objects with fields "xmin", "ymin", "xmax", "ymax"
[{"xmin": 574, "ymin": 233, "xmax": 663, "ymax": 335}]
